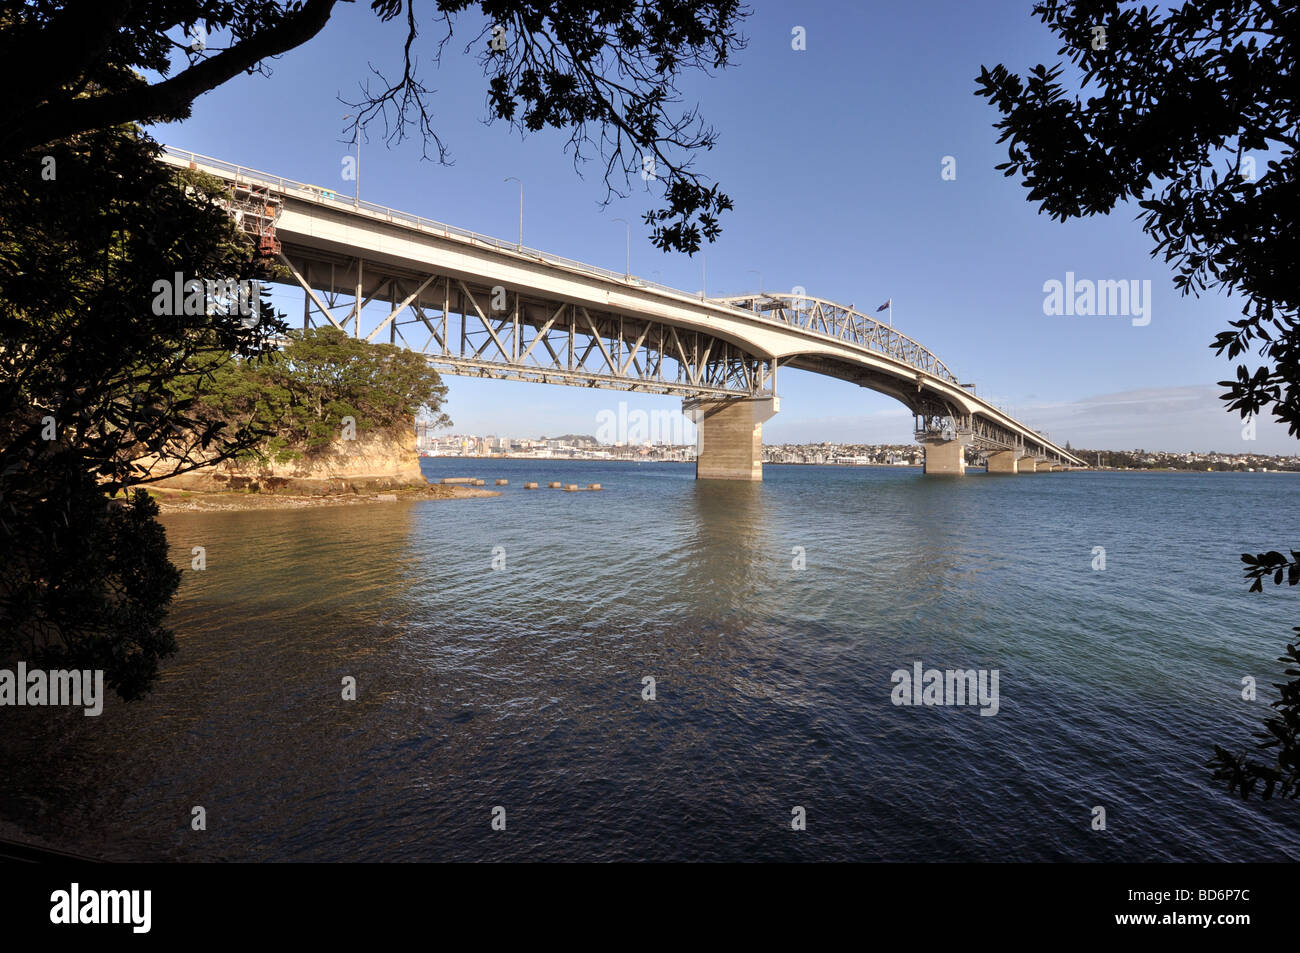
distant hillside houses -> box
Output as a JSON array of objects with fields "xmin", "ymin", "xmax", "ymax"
[
  {"xmin": 1078, "ymin": 448, "xmax": 1300, "ymax": 471},
  {"xmin": 417, "ymin": 430, "xmax": 694, "ymax": 461},
  {"xmin": 763, "ymin": 444, "xmax": 922, "ymax": 466}
]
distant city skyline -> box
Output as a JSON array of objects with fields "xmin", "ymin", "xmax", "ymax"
[
  {"xmin": 421, "ymin": 428, "xmax": 1300, "ymax": 472},
  {"xmin": 430, "ymin": 378, "xmax": 1297, "ymax": 455}
]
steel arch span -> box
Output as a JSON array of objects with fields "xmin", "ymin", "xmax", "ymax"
[{"xmin": 712, "ymin": 292, "xmax": 1079, "ymax": 464}]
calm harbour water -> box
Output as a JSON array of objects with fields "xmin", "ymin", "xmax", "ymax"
[{"xmin": 3, "ymin": 459, "xmax": 1299, "ymax": 861}]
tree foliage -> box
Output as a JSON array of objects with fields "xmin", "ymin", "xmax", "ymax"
[
  {"xmin": 191, "ymin": 326, "xmax": 451, "ymax": 460},
  {"xmin": 975, "ymin": 0, "xmax": 1297, "ymax": 433},
  {"xmin": 0, "ymin": 123, "xmax": 287, "ymax": 700},
  {"xmin": 0, "ymin": 0, "xmax": 747, "ymax": 254},
  {"xmin": 1207, "ymin": 637, "xmax": 1300, "ymax": 800},
  {"xmin": 976, "ymin": 0, "xmax": 1299, "ymax": 801},
  {"xmin": 1217, "ymin": 552, "xmax": 1300, "ymax": 797},
  {"xmin": 0, "ymin": 128, "xmax": 286, "ymax": 493},
  {"xmin": 3, "ymin": 485, "xmax": 183, "ymax": 703}
]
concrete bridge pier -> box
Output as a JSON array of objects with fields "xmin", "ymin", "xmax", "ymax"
[
  {"xmin": 683, "ymin": 396, "xmax": 779, "ymax": 481},
  {"xmin": 920, "ymin": 434, "xmax": 972, "ymax": 475},
  {"xmin": 1018, "ymin": 457, "xmax": 1039, "ymax": 473},
  {"xmin": 986, "ymin": 450, "xmax": 1021, "ymax": 474}
]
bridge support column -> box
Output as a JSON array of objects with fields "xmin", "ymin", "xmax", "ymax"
[
  {"xmin": 683, "ymin": 396, "xmax": 779, "ymax": 481},
  {"xmin": 920, "ymin": 435, "xmax": 971, "ymax": 475},
  {"xmin": 987, "ymin": 450, "xmax": 1020, "ymax": 474},
  {"xmin": 1018, "ymin": 457, "xmax": 1039, "ymax": 473}
]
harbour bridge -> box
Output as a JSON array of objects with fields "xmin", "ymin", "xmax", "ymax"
[{"xmin": 159, "ymin": 146, "xmax": 1085, "ymax": 480}]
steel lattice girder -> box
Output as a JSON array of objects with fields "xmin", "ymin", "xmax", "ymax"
[{"xmin": 279, "ymin": 253, "xmax": 775, "ymax": 399}]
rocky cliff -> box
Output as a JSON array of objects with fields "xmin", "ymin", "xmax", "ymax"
[{"xmin": 153, "ymin": 426, "xmax": 428, "ymax": 495}]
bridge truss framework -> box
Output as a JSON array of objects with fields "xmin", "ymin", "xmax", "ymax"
[{"xmin": 280, "ymin": 253, "xmax": 776, "ymax": 400}]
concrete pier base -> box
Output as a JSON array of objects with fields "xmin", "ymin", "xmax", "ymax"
[
  {"xmin": 1019, "ymin": 457, "xmax": 1039, "ymax": 473},
  {"xmin": 921, "ymin": 436, "xmax": 970, "ymax": 475},
  {"xmin": 683, "ymin": 396, "xmax": 779, "ymax": 481},
  {"xmin": 987, "ymin": 450, "xmax": 1020, "ymax": 474}
]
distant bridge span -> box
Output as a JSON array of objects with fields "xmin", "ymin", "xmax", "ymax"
[{"xmin": 160, "ymin": 146, "xmax": 1085, "ymax": 478}]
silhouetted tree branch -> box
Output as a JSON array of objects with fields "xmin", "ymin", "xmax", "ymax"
[
  {"xmin": 3, "ymin": 0, "xmax": 746, "ymax": 254},
  {"xmin": 975, "ymin": 0, "xmax": 1297, "ymax": 433}
]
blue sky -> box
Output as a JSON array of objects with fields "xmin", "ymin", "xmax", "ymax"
[{"xmin": 151, "ymin": 0, "xmax": 1293, "ymax": 453}]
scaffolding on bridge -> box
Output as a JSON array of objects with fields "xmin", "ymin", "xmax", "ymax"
[{"xmin": 225, "ymin": 181, "xmax": 282, "ymax": 258}]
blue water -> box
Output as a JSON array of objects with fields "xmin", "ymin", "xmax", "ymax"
[{"xmin": 2, "ymin": 461, "xmax": 1298, "ymax": 860}]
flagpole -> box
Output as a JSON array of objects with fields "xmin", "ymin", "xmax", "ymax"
[{"xmin": 889, "ymin": 299, "xmax": 892, "ymax": 328}]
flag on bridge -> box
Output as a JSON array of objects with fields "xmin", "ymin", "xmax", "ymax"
[{"xmin": 876, "ymin": 299, "xmax": 891, "ymax": 312}]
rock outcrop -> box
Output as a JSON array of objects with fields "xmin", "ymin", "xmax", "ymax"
[{"xmin": 152, "ymin": 426, "xmax": 427, "ymax": 496}]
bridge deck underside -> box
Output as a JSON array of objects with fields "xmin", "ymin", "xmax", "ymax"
[{"xmin": 782, "ymin": 354, "xmax": 1051, "ymax": 456}]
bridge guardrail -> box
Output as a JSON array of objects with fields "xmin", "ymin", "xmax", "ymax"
[{"xmin": 160, "ymin": 145, "xmax": 689, "ymax": 296}]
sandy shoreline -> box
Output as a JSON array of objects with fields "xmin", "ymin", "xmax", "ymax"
[{"xmin": 146, "ymin": 482, "xmax": 500, "ymax": 513}]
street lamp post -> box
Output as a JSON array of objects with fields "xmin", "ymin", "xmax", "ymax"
[
  {"xmin": 612, "ymin": 217, "xmax": 630, "ymax": 278},
  {"xmin": 504, "ymin": 177, "xmax": 523, "ymax": 250}
]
